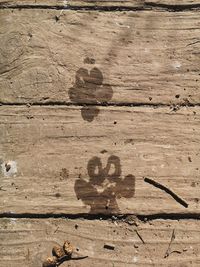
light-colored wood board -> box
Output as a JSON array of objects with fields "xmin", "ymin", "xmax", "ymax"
[
  {"xmin": 0, "ymin": 9, "xmax": 200, "ymax": 105},
  {"xmin": 0, "ymin": 0, "xmax": 144, "ymax": 8},
  {"xmin": 0, "ymin": 0, "xmax": 199, "ymax": 8},
  {"xmin": 0, "ymin": 218, "xmax": 200, "ymax": 266},
  {"xmin": 0, "ymin": 106, "xmax": 199, "ymax": 215},
  {"xmin": 146, "ymin": 0, "xmax": 200, "ymax": 5}
]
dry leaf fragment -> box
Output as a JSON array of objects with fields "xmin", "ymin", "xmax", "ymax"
[
  {"xmin": 52, "ymin": 245, "xmax": 65, "ymax": 258},
  {"xmin": 42, "ymin": 256, "xmax": 58, "ymax": 267},
  {"xmin": 63, "ymin": 240, "xmax": 74, "ymax": 257}
]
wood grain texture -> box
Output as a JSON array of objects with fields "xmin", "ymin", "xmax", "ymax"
[
  {"xmin": 146, "ymin": 0, "xmax": 200, "ymax": 5},
  {"xmin": 0, "ymin": 4, "xmax": 199, "ymax": 267},
  {"xmin": 0, "ymin": 0, "xmax": 144, "ymax": 8},
  {"xmin": 0, "ymin": 0, "xmax": 199, "ymax": 8},
  {"xmin": 0, "ymin": 106, "xmax": 199, "ymax": 215},
  {"xmin": 0, "ymin": 218, "xmax": 200, "ymax": 267},
  {"xmin": 0, "ymin": 9, "xmax": 200, "ymax": 105}
]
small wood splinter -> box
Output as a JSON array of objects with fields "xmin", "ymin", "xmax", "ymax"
[{"xmin": 43, "ymin": 240, "xmax": 88, "ymax": 267}]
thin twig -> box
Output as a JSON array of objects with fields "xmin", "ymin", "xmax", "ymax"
[
  {"xmin": 144, "ymin": 177, "xmax": 188, "ymax": 208},
  {"xmin": 164, "ymin": 229, "xmax": 175, "ymax": 258},
  {"xmin": 71, "ymin": 256, "xmax": 89, "ymax": 260},
  {"xmin": 56, "ymin": 254, "xmax": 88, "ymax": 266},
  {"xmin": 135, "ymin": 229, "xmax": 145, "ymax": 244},
  {"xmin": 170, "ymin": 250, "xmax": 182, "ymax": 255}
]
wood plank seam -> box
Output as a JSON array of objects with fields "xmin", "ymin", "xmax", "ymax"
[
  {"xmin": 0, "ymin": 213, "xmax": 200, "ymax": 221},
  {"xmin": 1, "ymin": 3, "xmax": 200, "ymax": 12},
  {"xmin": 1, "ymin": 103, "xmax": 200, "ymax": 108}
]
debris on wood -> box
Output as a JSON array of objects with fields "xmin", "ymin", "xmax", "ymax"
[
  {"xmin": 42, "ymin": 256, "xmax": 58, "ymax": 267},
  {"xmin": 43, "ymin": 240, "xmax": 88, "ymax": 267},
  {"xmin": 5, "ymin": 163, "xmax": 11, "ymax": 172},
  {"xmin": 135, "ymin": 230, "xmax": 145, "ymax": 244},
  {"xmin": 55, "ymin": 15, "xmax": 59, "ymax": 22},
  {"xmin": 63, "ymin": 240, "xmax": 74, "ymax": 257},
  {"xmin": 170, "ymin": 250, "xmax": 182, "ymax": 255},
  {"xmin": 124, "ymin": 215, "xmax": 140, "ymax": 226},
  {"xmin": 144, "ymin": 177, "xmax": 188, "ymax": 208},
  {"xmin": 164, "ymin": 229, "xmax": 176, "ymax": 258},
  {"xmin": 84, "ymin": 57, "xmax": 95, "ymax": 64},
  {"xmin": 52, "ymin": 245, "xmax": 65, "ymax": 258},
  {"xmin": 59, "ymin": 168, "xmax": 69, "ymax": 180},
  {"xmin": 104, "ymin": 243, "xmax": 115, "ymax": 250}
]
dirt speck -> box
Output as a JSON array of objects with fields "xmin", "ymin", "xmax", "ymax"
[
  {"xmin": 1, "ymin": 161, "xmax": 17, "ymax": 177},
  {"xmin": 5, "ymin": 163, "xmax": 11, "ymax": 172},
  {"xmin": 191, "ymin": 182, "xmax": 196, "ymax": 187},
  {"xmin": 124, "ymin": 139, "xmax": 134, "ymax": 145},
  {"xmin": 55, "ymin": 193, "xmax": 61, "ymax": 198},
  {"xmin": 84, "ymin": 57, "xmax": 95, "ymax": 64},
  {"xmin": 60, "ymin": 168, "xmax": 69, "ymax": 180}
]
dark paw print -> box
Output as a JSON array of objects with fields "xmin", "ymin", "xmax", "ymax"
[
  {"xmin": 69, "ymin": 65, "xmax": 113, "ymax": 122},
  {"xmin": 74, "ymin": 155, "xmax": 135, "ymax": 214}
]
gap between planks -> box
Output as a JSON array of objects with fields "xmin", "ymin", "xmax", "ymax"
[
  {"xmin": 1, "ymin": 2, "xmax": 200, "ymax": 12},
  {"xmin": 1, "ymin": 103, "xmax": 200, "ymax": 108},
  {"xmin": 0, "ymin": 212, "xmax": 200, "ymax": 221}
]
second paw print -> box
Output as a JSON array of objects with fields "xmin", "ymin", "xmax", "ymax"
[
  {"xmin": 69, "ymin": 62, "xmax": 113, "ymax": 122},
  {"xmin": 74, "ymin": 155, "xmax": 135, "ymax": 214}
]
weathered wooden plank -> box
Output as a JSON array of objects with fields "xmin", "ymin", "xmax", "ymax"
[
  {"xmin": 0, "ymin": 0, "xmax": 199, "ymax": 8},
  {"xmin": 0, "ymin": 106, "xmax": 199, "ymax": 215},
  {"xmin": 0, "ymin": 218, "xmax": 199, "ymax": 266},
  {"xmin": 146, "ymin": 0, "xmax": 200, "ymax": 5},
  {"xmin": 0, "ymin": 9, "xmax": 200, "ymax": 105},
  {"xmin": 0, "ymin": 0, "xmax": 144, "ymax": 8}
]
